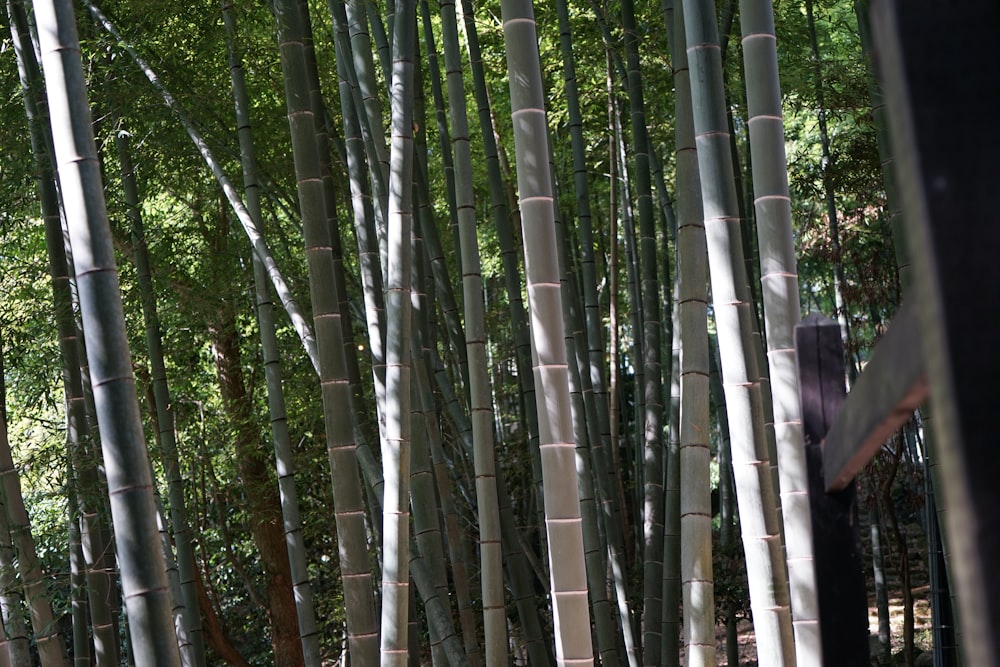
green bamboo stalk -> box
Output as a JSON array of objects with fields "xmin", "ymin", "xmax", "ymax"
[
  {"xmin": 415, "ymin": 0, "xmax": 471, "ymax": 399},
  {"xmin": 706, "ymin": 337, "xmax": 738, "ymax": 666},
  {"xmin": 114, "ymin": 115, "xmax": 206, "ymax": 667},
  {"xmin": 329, "ymin": 0, "xmax": 390, "ymax": 440},
  {"xmin": 0, "ymin": 416, "xmax": 30, "ymax": 667},
  {"xmin": 500, "ymin": 0, "xmax": 594, "ymax": 661},
  {"xmin": 436, "ymin": 0, "xmax": 507, "ymax": 659},
  {"xmin": 427, "ymin": 348, "xmax": 552, "ymax": 666},
  {"xmin": 559, "ymin": 222, "xmax": 620, "ymax": 667},
  {"xmin": 853, "ymin": 0, "xmax": 908, "ymax": 290},
  {"xmin": 619, "ymin": 0, "xmax": 667, "ymax": 656},
  {"xmin": 553, "ymin": 8, "xmax": 634, "ymax": 660},
  {"xmin": 414, "ymin": 356, "xmax": 481, "ymax": 665},
  {"xmin": 66, "ymin": 476, "xmax": 89, "ymax": 667},
  {"xmin": 458, "ymin": 0, "xmax": 545, "ymax": 552},
  {"xmin": 149, "ymin": 482, "xmax": 192, "ymax": 667},
  {"xmin": 32, "ymin": 0, "xmax": 180, "ymax": 662},
  {"xmin": 612, "ymin": 114, "xmax": 646, "ymax": 545},
  {"xmin": 343, "ymin": 0, "xmax": 390, "ymax": 269},
  {"xmin": 739, "ymin": 2, "xmax": 820, "ymax": 663},
  {"xmin": 222, "ymin": 2, "xmax": 321, "ymax": 663},
  {"xmin": 408, "ymin": 248, "xmax": 453, "ymax": 667},
  {"xmin": 270, "ymin": 1, "xmax": 379, "ymax": 662},
  {"xmin": 681, "ymin": 0, "xmax": 794, "ymax": 664},
  {"xmin": 662, "ymin": 287, "xmax": 681, "ymax": 667}
]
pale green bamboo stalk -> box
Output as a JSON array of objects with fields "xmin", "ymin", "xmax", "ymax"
[
  {"xmin": 681, "ymin": 1, "xmax": 794, "ymax": 665},
  {"xmin": 500, "ymin": 0, "xmax": 594, "ymax": 661},
  {"xmin": 739, "ymin": 2, "xmax": 820, "ymax": 663},
  {"xmin": 222, "ymin": 2, "xmax": 321, "ymax": 662},
  {"xmin": 380, "ymin": 0, "xmax": 416, "ymax": 660},
  {"xmin": 32, "ymin": 0, "xmax": 180, "ymax": 662},
  {"xmin": 85, "ymin": 2, "xmax": 319, "ymax": 376},
  {"xmin": 670, "ymin": 3, "xmax": 714, "ymax": 663}
]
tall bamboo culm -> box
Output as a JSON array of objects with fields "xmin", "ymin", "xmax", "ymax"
[
  {"xmin": 32, "ymin": 0, "xmax": 181, "ymax": 663},
  {"xmin": 380, "ymin": 0, "xmax": 417, "ymax": 660},
  {"xmin": 223, "ymin": 2, "xmax": 322, "ymax": 663},
  {"xmin": 500, "ymin": 0, "xmax": 594, "ymax": 661},
  {"xmin": 437, "ymin": 0, "xmax": 507, "ymax": 659},
  {"xmin": 739, "ymin": 1, "xmax": 820, "ymax": 663},
  {"xmin": 669, "ymin": 2, "xmax": 715, "ymax": 664},
  {"xmin": 681, "ymin": 0, "xmax": 795, "ymax": 664},
  {"xmin": 271, "ymin": 1, "xmax": 379, "ymax": 662}
]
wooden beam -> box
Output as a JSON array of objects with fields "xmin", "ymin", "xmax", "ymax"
[
  {"xmin": 874, "ymin": 1, "xmax": 1000, "ymax": 664},
  {"xmin": 822, "ymin": 297, "xmax": 927, "ymax": 492}
]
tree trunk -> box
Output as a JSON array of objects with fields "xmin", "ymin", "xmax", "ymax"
[{"xmin": 209, "ymin": 304, "xmax": 304, "ymax": 667}]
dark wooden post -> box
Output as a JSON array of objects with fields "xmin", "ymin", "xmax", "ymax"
[{"xmin": 795, "ymin": 314, "xmax": 870, "ymax": 666}]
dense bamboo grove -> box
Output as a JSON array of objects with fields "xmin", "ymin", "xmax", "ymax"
[{"xmin": 0, "ymin": 0, "xmax": 956, "ymax": 664}]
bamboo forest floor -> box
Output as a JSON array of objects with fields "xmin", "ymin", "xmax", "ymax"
[
  {"xmin": 703, "ymin": 513, "xmax": 935, "ymax": 666},
  {"xmin": 700, "ymin": 591, "xmax": 931, "ymax": 666}
]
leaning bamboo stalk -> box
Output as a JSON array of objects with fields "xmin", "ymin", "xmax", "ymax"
[
  {"xmin": 14, "ymin": 3, "xmax": 121, "ymax": 662},
  {"xmin": 114, "ymin": 114, "xmax": 206, "ymax": 667},
  {"xmin": 85, "ymin": 2, "xmax": 319, "ymax": 375}
]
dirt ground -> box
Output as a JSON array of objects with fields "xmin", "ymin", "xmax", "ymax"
[{"xmin": 678, "ymin": 592, "xmax": 932, "ymax": 665}]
